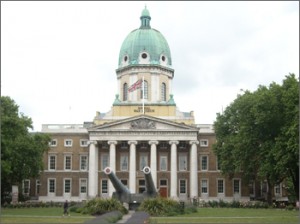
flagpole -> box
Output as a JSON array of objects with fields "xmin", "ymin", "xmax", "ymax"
[{"xmin": 142, "ymin": 76, "xmax": 145, "ymax": 114}]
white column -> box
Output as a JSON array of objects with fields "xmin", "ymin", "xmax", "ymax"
[
  {"xmin": 149, "ymin": 140, "xmax": 158, "ymax": 189},
  {"xmin": 190, "ymin": 141, "xmax": 199, "ymax": 199},
  {"xmin": 169, "ymin": 140, "xmax": 179, "ymax": 199},
  {"xmin": 88, "ymin": 141, "xmax": 98, "ymax": 198},
  {"xmin": 108, "ymin": 140, "xmax": 117, "ymax": 197},
  {"xmin": 128, "ymin": 140, "xmax": 137, "ymax": 193}
]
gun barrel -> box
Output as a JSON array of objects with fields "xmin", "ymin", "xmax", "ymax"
[
  {"xmin": 142, "ymin": 166, "xmax": 157, "ymax": 196},
  {"xmin": 103, "ymin": 167, "xmax": 130, "ymax": 194}
]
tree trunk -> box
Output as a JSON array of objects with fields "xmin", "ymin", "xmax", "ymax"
[
  {"xmin": 267, "ymin": 181, "xmax": 273, "ymax": 205},
  {"xmin": 290, "ymin": 168, "xmax": 299, "ymax": 201}
]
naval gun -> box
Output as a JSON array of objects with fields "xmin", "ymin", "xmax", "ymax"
[
  {"xmin": 103, "ymin": 166, "xmax": 158, "ymax": 209},
  {"xmin": 142, "ymin": 166, "xmax": 158, "ymax": 197},
  {"xmin": 103, "ymin": 167, "xmax": 131, "ymax": 203}
]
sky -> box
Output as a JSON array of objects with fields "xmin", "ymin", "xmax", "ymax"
[{"xmin": 1, "ymin": 1, "xmax": 299, "ymax": 132}]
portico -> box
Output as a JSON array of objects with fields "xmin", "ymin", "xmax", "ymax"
[{"xmin": 87, "ymin": 115, "xmax": 199, "ymax": 200}]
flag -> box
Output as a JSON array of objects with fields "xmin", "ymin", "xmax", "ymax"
[{"xmin": 128, "ymin": 79, "xmax": 142, "ymax": 92}]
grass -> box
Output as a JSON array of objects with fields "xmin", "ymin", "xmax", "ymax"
[
  {"xmin": 150, "ymin": 207, "xmax": 300, "ymax": 223},
  {"xmin": 1, "ymin": 207, "xmax": 94, "ymax": 223},
  {"xmin": 1, "ymin": 207, "xmax": 299, "ymax": 224}
]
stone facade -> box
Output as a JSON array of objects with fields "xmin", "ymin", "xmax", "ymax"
[{"xmin": 25, "ymin": 7, "xmax": 288, "ymax": 204}]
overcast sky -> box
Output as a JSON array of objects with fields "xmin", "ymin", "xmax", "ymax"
[{"xmin": 2, "ymin": 1, "xmax": 299, "ymax": 131}]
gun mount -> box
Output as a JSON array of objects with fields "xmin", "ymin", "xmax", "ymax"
[{"xmin": 103, "ymin": 166, "xmax": 158, "ymax": 210}]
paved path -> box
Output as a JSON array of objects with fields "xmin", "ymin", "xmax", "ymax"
[
  {"xmin": 116, "ymin": 210, "xmax": 135, "ymax": 223},
  {"xmin": 119, "ymin": 211, "xmax": 150, "ymax": 224},
  {"xmin": 84, "ymin": 210, "xmax": 149, "ymax": 224}
]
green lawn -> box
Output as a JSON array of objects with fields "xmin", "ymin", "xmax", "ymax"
[
  {"xmin": 1, "ymin": 207, "xmax": 94, "ymax": 223},
  {"xmin": 150, "ymin": 208, "xmax": 299, "ymax": 223},
  {"xmin": 1, "ymin": 207, "xmax": 299, "ymax": 224}
]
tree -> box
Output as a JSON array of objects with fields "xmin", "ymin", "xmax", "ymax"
[
  {"xmin": 213, "ymin": 74, "xmax": 299, "ymax": 204},
  {"xmin": 1, "ymin": 96, "xmax": 51, "ymax": 203}
]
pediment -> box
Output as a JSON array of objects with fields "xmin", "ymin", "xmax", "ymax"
[{"xmin": 88, "ymin": 115, "xmax": 198, "ymax": 132}]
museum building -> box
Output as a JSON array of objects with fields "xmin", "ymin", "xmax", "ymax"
[{"xmin": 24, "ymin": 7, "xmax": 287, "ymax": 203}]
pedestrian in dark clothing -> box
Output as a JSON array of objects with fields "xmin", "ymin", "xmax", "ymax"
[{"xmin": 63, "ymin": 200, "xmax": 70, "ymax": 216}]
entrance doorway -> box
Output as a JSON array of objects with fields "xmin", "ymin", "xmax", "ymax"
[
  {"xmin": 159, "ymin": 179, "xmax": 168, "ymax": 198},
  {"xmin": 159, "ymin": 187, "xmax": 168, "ymax": 197}
]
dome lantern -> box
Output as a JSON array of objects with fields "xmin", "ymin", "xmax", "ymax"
[{"xmin": 140, "ymin": 6, "xmax": 151, "ymax": 29}]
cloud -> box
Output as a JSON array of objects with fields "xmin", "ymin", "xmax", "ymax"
[{"xmin": 1, "ymin": 1, "xmax": 299, "ymax": 131}]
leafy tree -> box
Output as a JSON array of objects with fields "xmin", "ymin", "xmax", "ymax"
[
  {"xmin": 1, "ymin": 96, "xmax": 51, "ymax": 203},
  {"xmin": 213, "ymin": 74, "xmax": 299, "ymax": 204}
]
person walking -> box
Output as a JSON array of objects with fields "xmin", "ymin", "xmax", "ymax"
[{"xmin": 63, "ymin": 200, "xmax": 70, "ymax": 216}]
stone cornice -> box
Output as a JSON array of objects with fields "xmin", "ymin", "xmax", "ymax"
[{"xmin": 90, "ymin": 131, "xmax": 197, "ymax": 137}]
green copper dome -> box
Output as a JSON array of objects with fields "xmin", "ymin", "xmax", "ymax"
[{"xmin": 118, "ymin": 7, "xmax": 172, "ymax": 68}]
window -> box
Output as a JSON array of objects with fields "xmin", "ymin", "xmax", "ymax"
[
  {"xmin": 275, "ymin": 184, "xmax": 281, "ymax": 195},
  {"xmin": 49, "ymin": 139, "xmax": 57, "ymax": 147},
  {"xmin": 123, "ymin": 83, "xmax": 128, "ymax": 101},
  {"xmin": 64, "ymin": 179, "xmax": 71, "ymax": 193},
  {"xmin": 200, "ymin": 139, "xmax": 209, "ymax": 147},
  {"xmin": 36, "ymin": 180, "xmax": 40, "ymax": 195},
  {"xmin": 80, "ymin": 139, "xmax": 88, "ymax": 147},
  {"xmin": 161, "ymin": 82, "xmax": 166, "ymax": 101},
  {"xmin": 101, "ymin": 153, "xmax": 109, "ymax": 170},
  {"xmin": 179, "ymin": 154, "xmax": 187, "ymax": 171},
  {"xmin": 80, "ymin": 155, "xmax": 88, "ymax": 171},
  {"xmin": 201, "ymin": 155, "xmax": 208, "ymax": 171},
  {"xmin": 160, "ymin": 155, "xmax": 168, "ymax": 171},
  {"xmin": 48, "ymin": 179, "xmax": 56, "ymax": 193},
  {"xmin": 141, "ymin": 80, "xmax": 148, "ymax": 99},
  {"xmin": 139, "ymin": 154, "xmax": 148, "ymax": 170},
  {"xmin": 160, "ymin": 179, "xmax": 167, "ymax": 186},
  {"xmin": 49, "ymin": 155, "xmax": 56, "ymax": 170},
  {"xmin": 249, "ymin": 181, "xmax": 255, "ymax": 196},
  {"xmin": 160, "ymin": 142, "xmax": 168, "ymax": 149},
  {"xmin": 120, "ymin": 154, "xmax": 128, "ymax": 171},
  {"xmin": 80, "ymin": 179, "xmax": 87, "ymax": 193},
  {"xmin": 201, "ymin": 179, "xmax": 208, "ymax": 194},
  {"xmin": 22, "ymin": 179, "xmax": 30, "ymax": 195},
  {"xmin": 102, "ymin": 180, "xmax": 108, "ymax": 194},
  {"xmin": 120, "ymin": 141, "xmax": 128, "ymax": 149},
  {"xmin": 178, "ymin": 141, "xmax": 187, "ymax": 149},
  {"xmin": 64, "ymin": 155, "xmax": 72, "ymax": 170},
  {"xmin": 179, "ymin": 179, "xmax": 187, "ymax": 194},
  {"xmin": 217, "ymin": 179, "xmax": 224, "ymax": 194},
  {"xmin": 233, "ymin": 179, "xmax": 240, "ymax": 194},
  {"xmin": 138, "ymin": 179, "xmax": 146, "ymax": 193},
  {"xmin": 64, "ymin": 139, "xmax": 73, "ymax": 147}
]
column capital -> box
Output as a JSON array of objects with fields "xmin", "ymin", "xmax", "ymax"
[
  {"xmin": 88, "ymin": 140, "xmax": 97, "ymax": 146},
  {"xmin": 189, "ymin": 140, "xmax": 199, "ymax": 145},
  {"xmin": 149, "ymin": 140, "xmax": 159, "ymax": 145},
  {"xmin": 128, "ymin": 140, "xmax": 138, "ymax": 145},
  {"xmin": 108, "ymin": 140, "xmax": 117, "ymax": 145},
  {"xmin": 169, "ymin": 140, "xmax": 179, "ymax": 145}
]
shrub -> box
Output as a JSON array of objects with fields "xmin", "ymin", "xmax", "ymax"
[
  {"xmin": 138, "ymin": 197, "xmax": 189, "ymax": 216},
  {"xmin": 81, "ymin": 198, "xmax": 128, "ymax": 216}
]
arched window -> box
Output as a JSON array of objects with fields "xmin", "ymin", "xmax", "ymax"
[
  {"xmin": 141, "ymin": 80, "xmax": 148, "ymax": 99},
  {"xmin": 123, "ymin": 83, "xmax": 128, "ymax": 101},
  {"xmin": 161, "ymin": 82, "xmax": 166, "ymax": 101}
]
